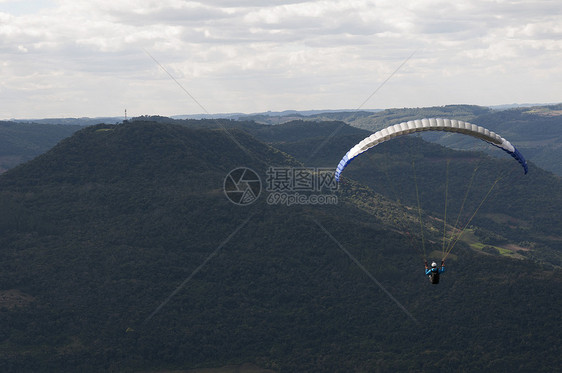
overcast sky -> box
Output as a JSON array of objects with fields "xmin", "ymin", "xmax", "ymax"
[{"xmin": 1, "ymin": 0, "xmax": 560, "ymax": 119}]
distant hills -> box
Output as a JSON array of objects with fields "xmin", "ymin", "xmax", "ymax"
[
  {"xmin": 319, "ymin": 104, "xmax": 562, "ymax": 176},
  {"xmin": 0, "ymin": 118, "xmax": 560, "ymax": 371},
  {"xmin": 0, "ymin": 121, "xmax": 81, "ymax": 173},
  {"xmin": 4, "ymin": 103, "xmax": 562, "ymax": 176}
]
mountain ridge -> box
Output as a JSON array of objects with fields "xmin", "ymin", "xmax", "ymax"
[{"xmin": 0, "ymin": 117, "xmax": 560, "ymax": 372}]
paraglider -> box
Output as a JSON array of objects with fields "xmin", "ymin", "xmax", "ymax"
[
  {"xmin": 425, "ymin": 260, "xmax": 445, "ymax": 284},
  {"xmin": 334, "ymin": 118, "xmax": 528, "ymax": 283}
]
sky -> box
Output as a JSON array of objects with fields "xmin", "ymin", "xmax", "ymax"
[{"xmin": 0, "ymin": 0, "xmax": 561, "ymax": 119}]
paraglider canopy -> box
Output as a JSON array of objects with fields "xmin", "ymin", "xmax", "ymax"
[{"xmin": 335, "ymin": 118, "xmax": 528, "ymax": 181}]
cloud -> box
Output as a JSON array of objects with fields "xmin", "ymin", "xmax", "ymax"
[{"xmin": 0, "ymin": 0, "xmax": 560, "ymax": 118}]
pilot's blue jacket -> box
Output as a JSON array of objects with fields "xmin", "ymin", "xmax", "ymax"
[{"xmin": 425, "ymin": 266, "xmax": 445, "ymax": 276}]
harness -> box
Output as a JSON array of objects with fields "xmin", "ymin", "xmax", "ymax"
[{"xmin": 429, "ymin": 267, "xmax": 440, "ymax": 284}]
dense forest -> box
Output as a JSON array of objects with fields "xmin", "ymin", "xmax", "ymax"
[
  {"xmin": 0, "ymin": 121, "xmax": 81, "ymax": 174},
  {"xmin": 0, "ymin": 118, "xmax": 560, "ymax": 372}
]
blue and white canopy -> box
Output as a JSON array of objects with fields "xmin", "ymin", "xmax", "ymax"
[{"xmin": 335, "ymin": 118, "xmax": 528, "ymax": 181}]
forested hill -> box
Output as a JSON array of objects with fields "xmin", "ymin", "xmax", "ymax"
[
  {"xmin": 311, "ymin": 104, "xmax": 493, "ymax": 128},
  {"xmin": 0, "ymin": 120, "xmax": 560, "ymax": 372},
  {"xmin": 0, "ymin": 121, "xmax": 81, "ymax": 174},
  {"xmin": 474, "ymin": 105, "xmax": 562, "ymax": 175},
  {"xmin": 0, "ymin": 121, "xmax": 297, "ymax": 189}
]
